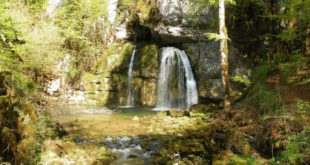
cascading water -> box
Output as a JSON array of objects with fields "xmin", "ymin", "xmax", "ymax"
[
  {"xmin": 120, "ymin": 48, "xmax": 136, "ymax": 108},
  {"xmin": 127, "ymin": 48, "xmax": 136, "ymax": 106},
  {"xmin": 108, "ymin": 0, "xmax": 119, "ymax": 24},
  {"xmin": 105, "ymin": 136, "xmax": 160, "ymax": 165},
  {"xmin": 46, "ymin": 0, "xmax": 61, "ymax": 18},
  {"xmin": 154, "ymin": 47, "xmax": 198, "ymax": 111}
]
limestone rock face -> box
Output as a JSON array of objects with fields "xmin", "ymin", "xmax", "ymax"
[
  {"xmin": 45, "ymin": 0, "xmax": 254, "ymax": 107},
  {"xmin": 152, "ymin": 23, "xmax": 207, "ymax": 44},
  {"xmin": 152, "ymin": 0, "xmax": 215, "ymax": 44},
  {"xmin": 183, "ymin": 42, "xmax": 253, "ymax": 102},
  {"xmin": 108, "ymin": 44, "xmax": 159, "ymax": 107},
  {"xmin": 157, "ymin": 0, "xmax": 213, "ymax": 26},
  {"xmin": 157, "ymin": 0, "xmax": 189, "ymax": 25},
  {"xmin": 151, "ymin": 0, "xmax": 253, "ymax": 103}
]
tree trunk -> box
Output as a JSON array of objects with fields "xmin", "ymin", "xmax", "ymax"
[
  {"xmin": 306, "ymin": 28, "xmax": 310, "ymax": 55},
  {"xmin": 219, "ymin": 0, "xmax": 231, "ymax": 112}
]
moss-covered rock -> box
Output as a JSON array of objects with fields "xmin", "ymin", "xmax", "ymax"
[
  {"xmin": 190, "ymin": 104, "xmax": 218, "ymax": 113},
  {"xmin": 167, "ymin": 109, "xmax": 191, "ymax": 117},
  {"xmin": 212, "ymin": 150, "xmax": 263, "ymax": 165},
  {"xmin": 106, "ymin": 43, "xmax": 159, "ymax": 106},
  {"xmin": 93, "ymin": 147, "xmax": 116, "ymax": 165}
]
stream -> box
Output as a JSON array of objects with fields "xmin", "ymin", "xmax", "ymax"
[{"xmin": 49, "ymin": 105, "xmax": 160, "ymax": 165}]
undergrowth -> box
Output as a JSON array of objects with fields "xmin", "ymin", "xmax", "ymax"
[{"xmin": 271, "ymin": 128, "xmax": 310, "ymax": 165}]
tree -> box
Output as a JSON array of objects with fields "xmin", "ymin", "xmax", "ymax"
[
  {"xmin": 190, "ymin": 0, "xmax": 233, "ymax": 112},
  {"xmin": 219, "ymin": 0, "xmax": 231, "ymax": 112}
]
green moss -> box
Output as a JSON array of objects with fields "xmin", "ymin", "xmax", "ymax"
[
  {"xmin": 231, "ymin": 76, "xmax": 251, "ymax": 87},
  {"xmin": 119, "ymin": 0, "xmax": 159, "ymax": 24},
  {"xmin": 213, "ymin": 151, "xmax": 264, "ymax": 165},
  {"xmin": 135, "ymin": 43, "xmax": 159, "ymax": 77},
  {"xmin": 139, "ymin": 44, "xmax": 158, "ymax": 67},
  {"xmin": 92, "ymin": 42, "xmax": 134, "ymax": 76},
  {"xmin": 81, "ymin": 73, "xmax": 96, "ymax": 92},
  {"xmin": 93, "ymin": 147, "xmax": 116, "ymax": 165}
]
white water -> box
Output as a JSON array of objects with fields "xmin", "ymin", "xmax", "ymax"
[
  {"xmin": 108, "ymin": 0, "xmax": 119, "ymax": 24},
  {"xmin": 105, "ymin": 136, "xmax": 159, "ymax": 165},
  {"xmin": 154, "ymin": 47, "xmax": 198, "ymax": 111},
  {"xmin": 46, "ymin": 0, "xmax": 61, "ymax": 18},
  {"xmin": 120, "ymin": 48, "xmax": 136, "ymax": 108}
]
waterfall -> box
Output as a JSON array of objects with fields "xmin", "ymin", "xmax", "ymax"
[
  {"xmin": 46, "ymin": 0, "xmax": 61, "ymax": 18},
  {"xmin": 108, "ymin": 0, "xmax": 119, "ymax": 24},
  {"xmin": 120, "ymin": 48, "xmax": 136, "ymax": 108},
  {"xmin": 154, "ymin": 47, "xmax": 198, "ymax": 111}
]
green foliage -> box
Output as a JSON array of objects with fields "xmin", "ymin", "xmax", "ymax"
[
  {"xmin": 266, "ymin": 0, "xmax": 310, "ymax": 64},
  {"xmin": 24, "ymin": 0, "xmax": 48, "ymax": 18},
  {"xmin": 272, "ymin": 0, "xmax": 310, "ymax": 42},
  {"xmin": 1, "ymin": 0, "xmax": 65, "ymax": 84},
  {"xmin": 0, "ymin": 1, "xmax": 67, "ymax": 163},
  {"xmin": 55, "ymin": 0, "xmax": 109, "ymax": 40},
  {"xmin": 252, "ymin": 64, "xmax": 271, "ymax": 82},
  {"xmin": 36, "ymin": 110, "xmax": 65, "ymax": 140},
  {"xmin": 16, "ymin": 22, "xmax": 65, "ymax": 76},
  {"xmin": 244, "ymin": 82, "xmax": 282, "ymax": 114},
  {"xmin": 279, "ymin": 55, "xmax": 309, "ymax": 84},
  {"xmin": 119, "ymin": 0, "xmax": 158, "ymax": 24},
  {"xmin": 258, "ymin": 86, "xmax": 282, "ymax": 113},
  {"xmin": 231, "ymin": 76, "xmax": 251, "ymax": 87},
  {"xmin": 244, "ymin": 65, "xmax": 283, "ymax": 113},
  {"xmin": 296, "ymin": 100, "xmax": 310, "ymax": 116},
  {"xmin": 55, "ymin": 0, "xmax": 113, "ymax": 84},
  {"xmin": 227, "ymin": 154, "xmax": 261, "ymax": 165},
  {"xmin": 205, "ymin": 33, "xmax": 222, "ymax": 41},
  {"xmin": 272, "ymin": 128, "xmax": 310, "ymax": 165},
  {"xmin": 138, "ymin": 44, "xmax": 159, "ymax": 69}
]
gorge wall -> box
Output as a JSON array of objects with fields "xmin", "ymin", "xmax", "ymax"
[{"xmin": 46, "ymin": 0, "xmax": 254, "ymax": 107}]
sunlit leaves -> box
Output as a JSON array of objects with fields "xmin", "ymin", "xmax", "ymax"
[
  {"xmin": 204, "ymin": 33, "xmax": 222, "ymax": 41},
  {"xmin": 204, "ymin": 32, "xmax": 231, "ymax": 41}
]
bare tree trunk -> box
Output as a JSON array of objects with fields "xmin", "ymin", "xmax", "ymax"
[
  {"xmin": 306, "ymin": 29, "xmax": 310, "ymax": 55},
  {"xmin": 219, "ymin": 0, "xmax": 231, "ymax": 112}
]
